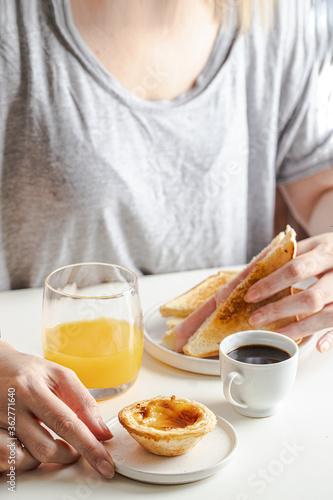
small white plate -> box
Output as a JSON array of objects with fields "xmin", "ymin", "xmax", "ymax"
[
  {"xmin": 106, "ymin": 415, "xmax": 238, "ymax": 485},
  {"xmin": 144, "ymin": 303, "xmax": 317, "ymax": 376}
]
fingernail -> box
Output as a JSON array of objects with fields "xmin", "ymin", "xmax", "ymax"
[
  {"xmin": 320, "ymin": 340, "xmax": 331, "ymax": 353},
  {"xmin": 96, "ymin": 458, "xmax": 115, "ymax": 478},
  {"xmin": 250, "ymin": 311, "xmax": 267, "ymax": 326},
  {"xmin": 245, "ymin": 289, "xmax": 260, "ymax": 302},
  {"xmin": 98, "ymin": 419, "xmax": 113, "ymax": 438}
]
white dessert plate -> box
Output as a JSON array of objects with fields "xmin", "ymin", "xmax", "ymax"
[
  {"xmin": 106, "ymin": 415, "xmax": 238, "ymax": 485},
  {"xmin": 144, "ymin": 302, "xmax": 317, "ymax": 376}
]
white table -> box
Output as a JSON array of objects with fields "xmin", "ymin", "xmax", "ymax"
[{"xmin": 1, "ymin": 268, "xmax": 332, "ymax": 499}]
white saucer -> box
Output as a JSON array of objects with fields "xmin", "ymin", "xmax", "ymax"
[
  {"xmin": 144, "ymin": 303, "xmax": 317, "ymax": 376},
  {"xmin": 106, "ymin": 415, "xmax": 238, "ymax": 485}
]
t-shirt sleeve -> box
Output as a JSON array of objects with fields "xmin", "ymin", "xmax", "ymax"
[{"xmin": 276, "ymin": 0, "xmax": 333, "ymax": 185}]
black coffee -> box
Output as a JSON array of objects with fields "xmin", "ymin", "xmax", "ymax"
[{"xmin": 227, "ymin": 344, "xmax": 291, "ymax": 365}]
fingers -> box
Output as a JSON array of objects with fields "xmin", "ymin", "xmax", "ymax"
[
  {"xmin": 317, "ymin": 331, "xmax": 333, "ymax": 353},
  {"xmin": 245, "ymin": 255, "xmax": 320, "ymax": 303},
  {"xmin": 0, "ymin": 350, "xmax": 114, "ymax": 477},
  {"xmin": 15, "ymin": 411, "xmax": 80, "ymax": 465},
  {"xmin": 296, "ymin": 233, "xmax": 333, "ymax": 256},
  {"xmin": 277, "ymin": 304, "xmax": 333, "ymax": 342},
  {"xmin": 28, "ymin": 383, "xmax": 114, "ymax": 478},
  {"xmin": 244, "ymin": 234, "xmax": 333, "ymax": 350},
  {"xmin": 0, "ymin": 428, "xmax": 40, "ymax": 472},
  {"xmin": 249, "ymin": 274, "xmax": 333, "ymax": 327},
  {"xmin": 246, "ymin": 271, "xmax": 333, "ymax": 344},
  {"xmin": 48, "ymin": 366, "xmax": 113, "ymax": 441},
  {"xmin": 245, "ymin": 237, "xmax": 333, "ymax": 303}
]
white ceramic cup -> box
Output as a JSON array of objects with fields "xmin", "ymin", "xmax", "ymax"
[{"xmin": 219, "ymin": 331, "xmax": 299, "ymax": 418}]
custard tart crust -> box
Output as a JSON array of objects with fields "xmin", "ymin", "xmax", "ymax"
[{"xmin": 118, "ymin": 395, "xmax": 217, "ymax": 456}]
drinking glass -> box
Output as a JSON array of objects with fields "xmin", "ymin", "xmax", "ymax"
[{"xmin": 42, "ymin": 263, "xmax": 143, "ymax": 400}]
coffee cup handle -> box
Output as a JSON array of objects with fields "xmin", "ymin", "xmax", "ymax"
[{"xmin": 223, "ymin": 371, "xmax": 248, "ymax": 409}]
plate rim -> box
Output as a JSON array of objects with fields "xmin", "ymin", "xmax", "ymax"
[
  {"xmin": 144, "ymin": 301, "xmax": 220, "ymax": 376},
  {"xmin": 144, "ymin": 299, "xmax": 317, "ymax": 376},
  {"xmin": 106, "ymin": 414, "xmax": 239, "ymax": 485}
]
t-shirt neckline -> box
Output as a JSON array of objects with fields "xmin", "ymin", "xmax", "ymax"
[{"xmin": 52, "ymin": 0, "xmax": 237, "ymax": 110}]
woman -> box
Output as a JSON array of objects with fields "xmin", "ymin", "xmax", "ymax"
[{"xmin": 0, "ymin": 0, "xmax": 332, "ymax": 478}]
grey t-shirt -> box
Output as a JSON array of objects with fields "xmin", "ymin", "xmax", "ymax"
[{"xmin": 0, "ymin": 0, "xmax": 332, "ymax": 290}]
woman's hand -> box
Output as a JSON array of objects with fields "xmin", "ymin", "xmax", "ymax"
[
  {"xmin": 245, "ymin": 232, "xmax": 333, "ymax": 353},
  {"xmin": 0, "ymin": 341, "xmax": 114, "ymax": 477}
]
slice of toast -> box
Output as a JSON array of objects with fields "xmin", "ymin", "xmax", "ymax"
[
  {"xmin": 183, "ymin": 226, "xmax": 297, "ymax": 357},
  {"xmin": 160, "ymin": 269, "xmax": 239, "ymax": 318}
]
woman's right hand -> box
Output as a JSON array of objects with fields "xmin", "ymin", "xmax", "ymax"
[{"xmin": 0, "ymin": 341, "xmax": 114, "ymax": 478}]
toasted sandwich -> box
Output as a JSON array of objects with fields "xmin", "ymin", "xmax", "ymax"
[
  {"xmin": 161, "ymin": 226, "xmax": 297, "ymax": 357},
  {"xmin": 160, "ymin": 269, "xmax": 239, "ymax": 319},
  {"xmin": 160, "ymin": 269, "xmax": 239, "ymax": 350}
]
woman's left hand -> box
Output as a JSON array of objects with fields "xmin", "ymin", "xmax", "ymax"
[{"xmin": 245, "ymin": 232, "xmax": 333, "ymax": 353}]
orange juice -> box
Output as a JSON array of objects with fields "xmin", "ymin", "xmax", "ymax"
[{"xmin": 42, "ymin": 317, "xmax": 143, "ymax": 388}]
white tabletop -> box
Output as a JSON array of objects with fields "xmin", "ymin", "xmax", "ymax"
[{"xmin": 1, "ymin": 268, "xmax": 332, "ymax": 499}]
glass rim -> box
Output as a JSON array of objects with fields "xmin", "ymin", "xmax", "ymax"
[{"xmin": 44, "ymin": 262, "xmax": 138, "ymax": 299}]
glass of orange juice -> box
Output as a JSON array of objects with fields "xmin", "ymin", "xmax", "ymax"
[{"xmin": 42, "ymin": 263, "xmax": 143, "ymax": 400}]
